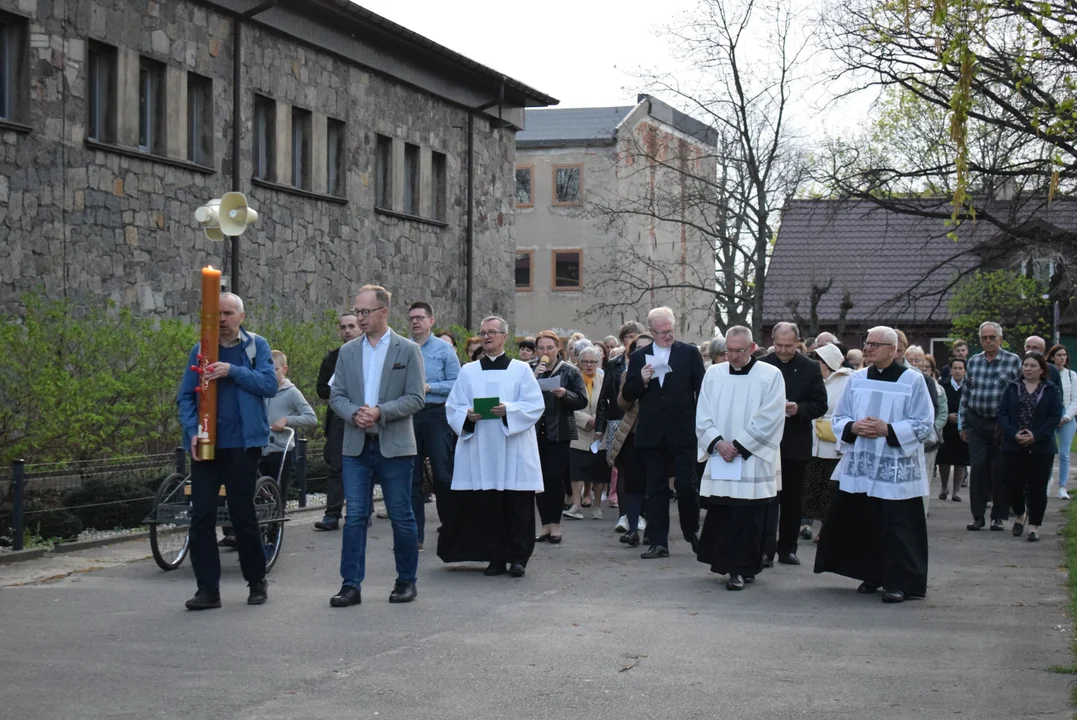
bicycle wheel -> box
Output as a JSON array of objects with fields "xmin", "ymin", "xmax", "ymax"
[
  {"xmin": 150, "ymin": 473, "xmax": 191, "ymax": 571},
  {"xmin": 254, "ymin": 476, "xmax": 284, "ymax": 572}
]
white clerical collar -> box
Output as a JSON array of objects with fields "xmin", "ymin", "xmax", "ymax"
[
  {"xmin": 652, "ymin": 344, "xmax": 672, "ymax": 358},
  {"xmin": 486, "ymin": 352, "xmax": 505, "ymax": 361}
]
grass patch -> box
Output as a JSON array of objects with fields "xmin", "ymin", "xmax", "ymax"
[{"xmin": 1060, "ymin": 504, "xmax": 1077, "ymax": 702}]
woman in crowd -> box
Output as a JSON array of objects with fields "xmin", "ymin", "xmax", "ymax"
[
  {"xmin": 998, "ymin": 352, "xmax": 1063, "ymax": 542},
  {"xmin": 1047, "ymin": 344, "xmax": 1077, "ymax": 499},
  {"xmin": 906, "ymin": 345, "xmax": 947, "ymax": 515},
  {"xmin": 465, "ymin": 335, "xmax": 484, "ymax": 362},
  {"xmin": 705, "ymin": 336, "xmax": 727, "ymax": 367},
  {"xmin": 517, "ymin": 338, "xmax": 537, "ymax": 363},
  {"xmin": 801, "ymin": 343, "xmax": 852, "ymax": 542},
  {"xmin": 567, "ymin": 346, "xmax": 609, "ymax": 520},
  {"xmin": 845, "ymin": 348, "xmax": 863, "ymax": 370},
  {"xmin": 532, "ymin": 331, "xmax": 587, "ymax": 543},
  {"xmin": 608, "ymin": 333, "xmax": 654, "ymax": 547},
  {"xmin": 593, "ymin": 341, "xmax": 610, "ymax": 371},
  {"xmin": 937, "ymin": 357, "xmax": 969, "ymax": 501}
]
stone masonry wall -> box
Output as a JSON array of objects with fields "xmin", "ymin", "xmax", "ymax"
[{"xmin": 0, "ymin": 0, "xmax": 516, "ymax": 327}]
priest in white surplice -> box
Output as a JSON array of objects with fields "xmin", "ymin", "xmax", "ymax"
[
  {"xmin": 437, "ymin": 315, "xmax": 545, "ymax": 578},
  {"xmin": 814, "ymin": 326, "xmax": 935, "ymax": 603},
  {"xmin": 695, "ymin": 326, "xmax": 787, "ymax": 591}
]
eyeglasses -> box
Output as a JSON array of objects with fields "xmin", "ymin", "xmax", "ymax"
[
  {"xmin": 980, "ymin": 335, "xmax": 998, "ymax": 341},
  {"xmin": 864, "ymin": 341, "xmax": 894, "ymax": 350},
  {"xmin": 408, "ymin": 315, "xmax": 429, "ymax": 322},
  {"xmin": 352, "ymin": 306, "xmax": 386, "ymax": 318},
  {"xmin": 652, "ymin": 329, "xmax": 675, "ymax": 338},
  {"xmin": 580, "ymin": 360, "xmax": 599, "ymax": 365},
  {"xmin": 726, "ymin": 347, "xmax": 751, "ymax": 355},
  {"xmin": 479, "ymin": 330, "xmax": 505, "ymax": 338}
]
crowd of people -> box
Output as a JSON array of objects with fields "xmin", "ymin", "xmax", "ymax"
[{"xmin": 175, "ymin": 287, "xmax": 1074, "ymax": 610}]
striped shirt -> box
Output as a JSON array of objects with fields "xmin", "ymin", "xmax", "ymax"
[{"xmin": 958, "ymin": 349, "xmax": 1022, "ymax": 430}]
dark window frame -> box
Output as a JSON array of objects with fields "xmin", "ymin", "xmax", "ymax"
[
  {"xmin": 0, "ymin": 13, "xmax": 27, "ymax": 123},
  {"xmin": 253, "ymin": 93, "xmax": 275, "ymax": 181},
  {"xmin": 552, "ymin": 164, "xmax": 583, "ymax": 206},
  {"xmin": 515, "ymin": 166, "xmax": 533, "ymax": 207},
  {"xmin": 551, "ymin": 249, "xmax": 583, "ymax": 290},
  {"xmin": 87, "ymin": 41, "xmax": 117, "ymax": 143},
  {"xmin": 326, "ymin": 117, "xmax": 345, "ymax": 197},
  {"xmin": 291, "ymin": 106, "xmax": 312, "ymax": 190},
  {"xmin": 375, "ymin": 133, "xmax": 393, "ymax": 210},
  {"xmin": 186, "ymin": 71, "xmax": 213, "ymax": 165},
  {"xmin": 138, "ymin": 56, "xmax": 165, "ymax": 154},
  {"xmin": 515, "ymin": 250, "xmax": 534, "ymax": 292},
  {"xmin": 403, "ymin": 142, "xmax": 420, "ymax": 216},
  {"xmin": 431, "ymin": 150, "xmax": 447, "ymax": 222}
]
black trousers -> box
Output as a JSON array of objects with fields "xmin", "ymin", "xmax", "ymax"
[
  {"xmin": 966, "ymin": 409, "xmax": 1009, "ymax": 521},
  {"xmin": 640, "ymin": 442, "xmax": 699, "ymax": 549},
  {"xmin": 323, "ymin": 416, "xmax": 345, "ymax": 519},
  {"xmin": 258, "ymin": 449, "xmax": 295, "ymax": 503},
  {"xmin": 189, "ymin": 447, "xmax": 266, "ymax": 592},
  {"xmin": 411, "ymin": 404, "xmax": 455, "ymax": 543},
  {"xmin": 1006, "ymin": 452, "xmax": 1052, "ymax": 525},
  {"xmin": 763, "ymin": 455, "xmax": 809, "ymax": 558},
  {"xmin": 536, "ymin": 437, "xmax": 571, "ymax": 525}
]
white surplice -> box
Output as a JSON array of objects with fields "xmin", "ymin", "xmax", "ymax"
[
  {"xmin": 695, "ymin": 361, "xmax": 787, "ymax": 500},
  {"xmin": 446, "ymin": 359, "xmax": 545, "ymax": 492},
  {"xmin": 830, "ymin": 366, "xmax": 935, "ymax": 500}
]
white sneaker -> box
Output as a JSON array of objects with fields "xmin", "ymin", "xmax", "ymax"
[
  {"xmin": 1059, "ymin": 488, "xmax": 1071, "ymax": 500},
  {"xmin": 592, "ymin": 506, "xmax": 603, "ymax": 520},
  {"xmin": 638, "ymin": 516, "xmax": 647, "ymax": 531},
  {"xmin": 562, "ymin": 505, "xmax": 584, "ymax": 520},
  {"xmin": 614, "ymin": 515, "xmax": 629, "ymax": 532}
]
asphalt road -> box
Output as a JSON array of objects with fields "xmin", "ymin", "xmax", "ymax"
[{"xmin": 0, "ymin": 495, "xmax": 1073, "ymax": 720}]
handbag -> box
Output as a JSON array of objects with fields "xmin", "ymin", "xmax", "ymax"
[
  {"xmin": 604, "ymin": 420, "xmax": 622, "ymax": 464},
  {"xmin": 814, "ymin": 419, "xmax": 837, "ymax": 443}
]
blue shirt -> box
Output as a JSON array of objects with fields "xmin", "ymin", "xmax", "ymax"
[
  {"xmin": 417, "ymin": 334, "xmax": 461, "ymax": 404},
  {"xmin": 363, "ymin": 329, "xmax": 393, "ymax": 409},
  {"xmin": 215, "ymin": 343, "xmax": 248, "ymax": 449}
]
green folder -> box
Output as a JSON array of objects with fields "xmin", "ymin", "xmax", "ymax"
[{"xmin": 474, "ymin": 397, "xmax": 500, "ymax": 420}]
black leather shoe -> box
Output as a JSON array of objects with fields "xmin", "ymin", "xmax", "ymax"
[
  {"xmin": 620, "ymin": 531, "xmax": 640, "ymax": 546},
  {"xmin": 951, "ymin": 494, "xmax": 962, "ymax": 502},
  {"xmin": 882, "ymin": 589, "xmax": 906, "ymax": 603},
  {"xmin": 1012, "ymin": 521, "xmax": 1025, "ymax": 537},
  {"xmin": 314, "ymin": 516, "xmax": 340, "ymax": 531},
  {"xmin": 857, "ymin": 581, "xmax": 879, "ymax": 594},
  {"xmin": 535, "ymin": 534, "xmax": 550, "ymax": 542},
  {"xmin": 218, "ymin": 535, "xmax": 237, "ymax": 549},
  {"xmin": 389, "ymin": 581, "xmax": 417, "ymax": 603},
  {"xmin": 548, "ymin": 535, "xmax": 562, "ymax": 544},
  {"xmin": 508, "ymin": 563, "xmax": 526, "ymax": 578},
  {"xmin": 799, "ymin": 526, "xmax": 813, "ymax": 540},
  {"xmin": 726, "ymin": 575, "xmax": 745, "ymax": 591},
  {"xmin": 938, "ymin": 492, "xmax": 948, "ymax": 500},
  {"xmin": 1028, "ymin": 530, "xmax": 1040, "ymax": 542},
  {"xmin": 247, "ymin": 579, "xmax": 268, "ymax": 605},
  {"xmin": 966, "ymin": 517, "xmax": 985, "ymax": 531},
  {"xmin": 640, "ymin": 545, "xmax": 670, "ymax": 559},
  {"xmin": 990, "ymin": 519, "xmax": 1005, "ymax": 531},
  {"xmin": 484, "ymin": 562, "xmax": 506, "ymax": 576},
  {"xmin": 330, "ymin": 585, "xmax": 361, "ymax": 607},
  {"xmin": 185, "ymin": 589, "xmax": 221, "ymax": 610},
  {"xmin": 744, "ymin": 575, "xmax": 755, "ymax": 583},
  {"xmin": 762, "ymin": 555, "xmax": 774, "ymax": 568},
  {"xmin": 778, "ymin": 553, "xmax": 801, "ymax": 566},
  {"xmin": 685, "ymin": 532, "xmax": 700, "ymax": 554}
]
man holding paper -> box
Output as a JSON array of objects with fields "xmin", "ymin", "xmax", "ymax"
[
  {"xmin": 695, "ymin": 326, "xmax": 787, "ymax": 590},
  {"xmin": 437, "ymin": 316, "xmax": 546, "ymax": 578}
]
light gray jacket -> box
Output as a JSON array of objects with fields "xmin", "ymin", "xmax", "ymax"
[
  {"xmin": 264, "ymin": 380, "xmax": 318, "ymax": 454},
  {"xmin": 329, "ymin": 329, "xmax": 425, "ymax": 458}
]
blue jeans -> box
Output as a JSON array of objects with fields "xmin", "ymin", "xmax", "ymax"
[
  {"xmin": 341, "ymin": 438, "xmax": 418, "ymax": 591},
  {"xmin": 1057, "ymin": 418, "xmax": 1077, "ymax": 488}
]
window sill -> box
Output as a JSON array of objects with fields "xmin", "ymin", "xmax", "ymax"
[
  {"xmin": 552, "ymin": 286, "xmax": 584, "ymax": 292},
  {"xmin": 84, "ymin": 139, "xmax": 216, "ymax": 174},
  {"xmin": 374, "ymin": 207, "xmax": 449, "ymax": 228},
  {"xmin": 251, "ymin": 177, "xmax": 348, "ymax": 204},
  {"xmin": 0, "ymin": 119, "xmax": 32, "ymax": 134}
]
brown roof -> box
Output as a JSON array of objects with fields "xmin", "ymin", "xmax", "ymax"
[{"xmin": 762, "ymin": 198, "xmax": 1077, "ymax": 327}]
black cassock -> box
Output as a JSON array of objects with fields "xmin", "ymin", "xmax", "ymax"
[
  {"xmin": 813, "ymin": 362, "xmax": 929, "ymax": 597},
  {"xmin": 436, "ymin": 353, "xmax": 536, "ymax": 568}
]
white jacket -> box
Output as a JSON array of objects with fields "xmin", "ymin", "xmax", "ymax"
[
  {"xmin": 572, "ymin": 368, "xmax": 604, "ymax": 452},
  {"xmin": 812, "ymin": 367, "xmax": 853, "ymax": 459},
  {"xmin": 1060, "ymin": 367, "xmax": 1077, "ymax": 422}
]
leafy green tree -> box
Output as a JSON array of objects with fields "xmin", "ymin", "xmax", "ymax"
[{"xmin": 948, "ymin": 270, "xmax": 1051, "ymax": 349}]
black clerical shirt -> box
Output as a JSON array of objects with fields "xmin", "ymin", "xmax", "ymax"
[{"xmin": 840, "ymin": 361, "xmax": 905, "ymax": 447}]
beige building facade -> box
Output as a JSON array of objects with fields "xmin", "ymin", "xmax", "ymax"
[{"xmin": 514, "ymin": 95, "xmax": 718, "ymax": 341}]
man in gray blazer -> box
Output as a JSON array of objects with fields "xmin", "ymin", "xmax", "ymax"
[{"xmin": 329, "ymin": 285, "xmax": 426, "ymax": 607}]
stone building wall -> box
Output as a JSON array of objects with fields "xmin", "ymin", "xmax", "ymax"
[{"xmin": 0, "ymin": 0, "xmax": 517, "ymax": 326}]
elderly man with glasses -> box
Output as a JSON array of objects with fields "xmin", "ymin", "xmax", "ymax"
[{"xmin": 959, "ymin": 321, "xmax": 1022, "ymax": 532}]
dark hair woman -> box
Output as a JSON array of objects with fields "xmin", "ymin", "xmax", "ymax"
[
  {"xmin": 937, "ymin": 357, "xmax": 969, "ymax": 501},
  {"xmin": 997, "ymin": 352, "xmax": 1063, "ymax": 541},
  {"xmin": 1047, "ymin": 344, "xmax": 1077, "ymax": 499}
]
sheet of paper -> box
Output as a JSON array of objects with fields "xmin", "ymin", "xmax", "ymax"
[
  {"xmin": 537, "ymin": 377, "xmax": 561, "ymax": 392},
  {"xmin": 589, "ymin": 439, "xmax": 602, "ymax": 454},
  {"xmin": 709, "ymin": 455, "xmax": 744, "ymax": 481},
  {"xmin": 328, "ymin": 372, "xmax": 336, "ymax": 387},
  {"xmin": 645, "ymin": 354, "xmax": 672, "ymax": 384}
]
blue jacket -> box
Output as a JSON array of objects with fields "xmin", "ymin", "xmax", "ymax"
[
  {"xmin": 997, "ymin": 379, "xmax": 1063, "ymax": 454},
  {"xmin": 178, "ymin": 328, "xmax": 278, "ymax": 452}
]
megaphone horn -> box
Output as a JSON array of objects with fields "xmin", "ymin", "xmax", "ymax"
[
  {"xmin": 218, "ymin": 192, "xmax": 259, "ymax": 237},
  {"xmin": 194, "ymin": 199, "xmax": 224, "ymax": 242}
]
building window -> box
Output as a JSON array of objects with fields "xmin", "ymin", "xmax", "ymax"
[
  {"xmin": 431, "ymin": 151, "xmax": 447, "ymax": 222},
  {"xmin": 87, "ymin": 42, "xmax": 117, "ymax": 142},
  {"xmin": 552, "ymin": 250, "xmax": 583, "ymax": 290},
  {"xmin": 515, "ymin": 251, "xmax": 534, "ymax": 291},
  {"xmin": 375, "ymin": 133, "xmax": 392, "ymax": 209},
  {"xmin": 253, "ymin": 94, "xmax": 275, "ymax": 181},
  {"xmin": 327, "ymin": 118, "xmax": 345, "ymax": 196},
  {"xmin": 0, "ymin": 14, "xmax": 27, "ymax": 122},
  {"xmin": 553, "ymin": 165, "xmax": 582, "ymax": 206},
  {"xmin": 187, "ymin": 72, "xmax": 212, "ymax": 165},
  {"xmin": 403, "ymin": 142, "xmax": 420, "ymax": 215},
  {"xmin": 291, "ymin": 107, "xmax": 312, "ymax": 189},
  {"xmin": 515, "ymin": 167, "xmax": 533, "ymax": 207},
  {"xmin": 138, "ymin": 57, "xmax": 165, "ymax": 153}
]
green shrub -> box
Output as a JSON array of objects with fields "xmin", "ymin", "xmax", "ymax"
[
  {"xmin": 63, "ymin": 478, "xmax": 154, "ymax": 531},
  {"xmin": 0, "ymin": 501, "xmax": 84, "ymax": 542}
]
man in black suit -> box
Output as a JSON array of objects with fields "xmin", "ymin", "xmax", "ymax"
[
  {"xmin": 760, "ymin": 322, "xmax": 828, "ymax": 566},
  {"xmin": 621, "ymin": 306, "xmax": 706, "ymax": 559},
  {"xmin": 313, "ymin": 312, "xmax": 361, "ymax": 530}
]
